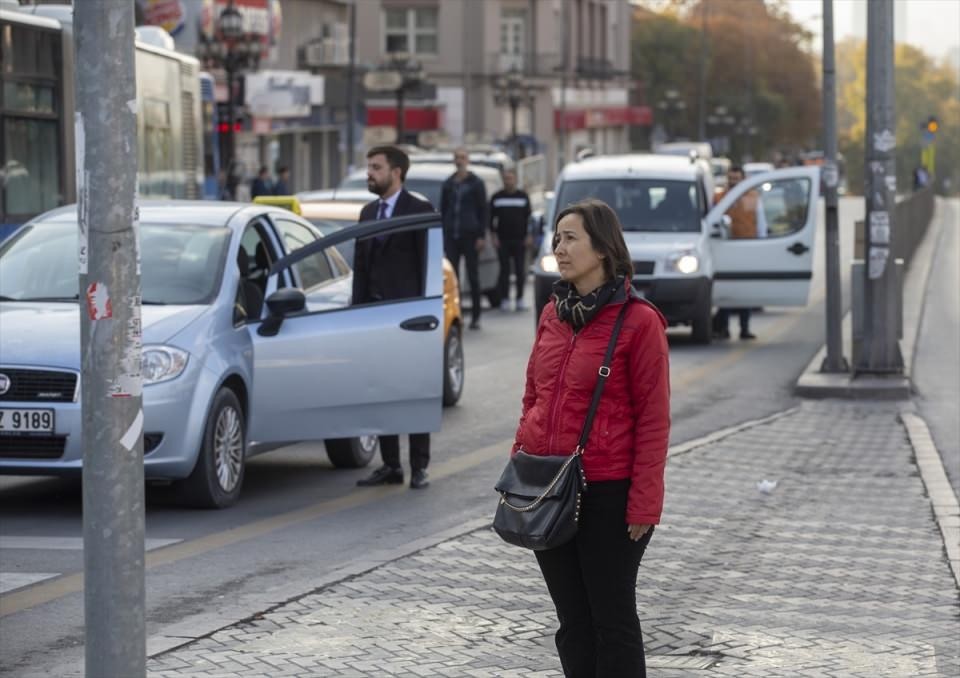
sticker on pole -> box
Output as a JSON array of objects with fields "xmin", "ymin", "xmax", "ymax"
[
  {"xmin": 822, "ymin": 162, "xmax": 838, "ymax": 188},
  {"xmin": 873, "ymin": 129, "xmax": 896, "ymax": 153},
  {"xmin": 85, "ymin": 282, "xmax": 113, "ymax": 320},
  {"xmin": 885, "ymin": 175, "xmax": 897, "ymax": 192},
  {"xmin": 868, "ymin": 246, "xmax": 888, "ymax": 280},
  {"xmin": 869, "ymin": 211, "xmax": 890, "ymax": 245}
]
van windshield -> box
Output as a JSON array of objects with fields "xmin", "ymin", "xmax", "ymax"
[{"xmin": 556, "ymin": 179, "xmax": 700, "ymax": 233}]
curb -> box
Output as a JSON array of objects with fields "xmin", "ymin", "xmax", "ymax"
[
  {"xmin": 795, "ymin": 197, "xmax": 944, "ymax": 399},
  {"xmin": 900, "ymin": 408, "xmax": 960, "ymax": 590}
]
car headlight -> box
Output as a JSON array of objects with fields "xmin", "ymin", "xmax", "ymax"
[
  {"xmin": 540, "ymin": 254, "xmax": 559, "ymax": 273},
  {"xmin": 143, "ymin": 346, "xmax": 189, "ymax": 385},
  {"xmin": 665, "ymin": 251, "xmax": 700, "ymax": 275}
]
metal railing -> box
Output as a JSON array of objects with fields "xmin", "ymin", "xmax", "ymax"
[{"xmin": 485, "ymin": 52, "xmax": 562, "ymax": 77}]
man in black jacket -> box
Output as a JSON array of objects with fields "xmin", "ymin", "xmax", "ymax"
[
  {"xmin": 490, "ymin": 169, "xmax": 532, "ymax": 311},
  {"xmin": 354, "ymin": 145, "xmax": 435, "ymax": 490},
  {"xmin": 441, "ymin": 147, "xmax": 487, "ymax": 329}
]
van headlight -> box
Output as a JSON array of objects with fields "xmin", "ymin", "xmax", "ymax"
[
  {"xmin": 143, "ymin": 346, "xmax": 189, "ymax": 384},
  {"xmin": 539, "ymin": 254, "xmax": 559, "ymax": 273},
  {"xmin": 665, "ymin": 251, "xmax": 700, "ymax": 275}
]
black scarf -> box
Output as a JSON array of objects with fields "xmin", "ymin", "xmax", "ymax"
[{"xmin": 552, "ymin": 276, "xmax": 626, "ymax": 331}]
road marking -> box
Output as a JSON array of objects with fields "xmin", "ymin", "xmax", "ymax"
[
  {"xmin": 0, "ymin": 537, "xmax": 182, "ymax": 551},
  {"xmin": 0, "ymin": 301, "xmax": 822, "ymax": 617}
]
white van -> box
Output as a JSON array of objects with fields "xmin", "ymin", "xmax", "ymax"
[{"xmin": 530, "ymin": 154, "xmax": 820, "ymax": 342}]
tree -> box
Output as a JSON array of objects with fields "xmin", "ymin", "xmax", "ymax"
[{"xmin": 837, "ymin": 38, "xmax": 960, "ymax": 196}]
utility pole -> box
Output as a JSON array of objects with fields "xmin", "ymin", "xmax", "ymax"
[
  {"xmin": 697, "ymin": 1, "xmax": 707, "ymax": 141},
  {"xmin": 557, "ymin": 0, "xmax": 568, "ymax": 173},
  {"xmin": 858, "ymin": 0, "xmax": 903, "ymax": 373},
  {"xmin": 820, "ymin": 0, "xmax": 849, "ymax": 373},
  {"xmin": 346, "ymin": 0, "xmax": 356, "ymax": 171},
  {"xmin": 75, "ymin": 1, "xmax": 146, "ymax": 676}
]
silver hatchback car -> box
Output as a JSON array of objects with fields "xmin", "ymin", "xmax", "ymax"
[{"xmin": 0, "ymin": 201, "xmax": 445, "ymax": 507}]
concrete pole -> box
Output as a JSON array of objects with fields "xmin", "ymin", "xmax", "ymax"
[
  {"xmin": 858, "ymin": 0, "xmax": 903, "ymax": 373},
  {"xmin": 820, "ymin": 0, "xmax": 849, "ymax": 373},
  {"xmin": 74, "ymin": 1, "xmax": 146, "ymax": 675}
]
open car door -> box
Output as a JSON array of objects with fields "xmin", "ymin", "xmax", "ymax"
[
  {"xmin": 707, "ymin": 166, "xmax": 820, "ymax": 307},
  {"xmin": 246, "ymin": 215, "xmax": 444, "ymax": 445}
]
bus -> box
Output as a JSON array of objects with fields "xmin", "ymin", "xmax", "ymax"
[{"xmin": 0, "ymin": 5, "xmax": 203, "ymax": 240}]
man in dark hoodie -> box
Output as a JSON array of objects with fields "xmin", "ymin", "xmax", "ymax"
[{"xmin": 441, "ymin": 147, "xmax": 488, "ymax": 329}]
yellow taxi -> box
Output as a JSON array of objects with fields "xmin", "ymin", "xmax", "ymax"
[{"xmin": 255, "ymin": 195, "xmax": 464, "ymax": 406}]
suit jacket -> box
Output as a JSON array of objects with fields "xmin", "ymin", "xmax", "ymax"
[{"xmin": 352, "ymin": 189, "xmax": 436, "ymax": 304}]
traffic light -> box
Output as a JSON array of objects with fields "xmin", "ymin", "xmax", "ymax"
[{"xmin": 925, "ymin": 116, "xmax": 939, "ymax": 135}]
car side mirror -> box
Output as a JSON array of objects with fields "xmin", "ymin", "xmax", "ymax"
[
  {"xmin": 710, "ymin": 214, "xmax": 732, "ymax": 239},
  {"xmin": 258, "ymin": 288, "xmax": 306, "ymax": 337}
]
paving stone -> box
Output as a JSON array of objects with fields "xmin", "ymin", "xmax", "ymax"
[{"xmin": 149, "ymin": 401, "xmax": 960, "ymax": 677}]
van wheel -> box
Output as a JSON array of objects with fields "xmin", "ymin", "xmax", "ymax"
[
  {"xmin": 691, "ymin": 303, "xmax": 713, "ymax": 344},
  {"xmin": 443, "ymin": 323, "xmax": 465, "ymax": 406},
  {"xmin": 325, "ymin": 436, "xmax": 378, "ymax": 468},
  {"xmin": 180, "ymin": 388, "xmax": 245, "ymax": 509}
]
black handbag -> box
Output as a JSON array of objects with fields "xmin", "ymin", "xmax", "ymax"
[{"xmin": 493, "ymin": 302, "xmax": 629, "ymax": 551}]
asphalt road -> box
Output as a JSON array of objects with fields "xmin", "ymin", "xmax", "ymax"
[{"xmin": 3, "ymin": 196, "xmax": 923, "ymax": 676}]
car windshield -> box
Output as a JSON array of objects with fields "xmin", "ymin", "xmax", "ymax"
[
  {"xmin": 555, "ymin": 179, "xmax": 700, "ymax": 233},
  {"xmin": 0, "ymin": 221, "xmax": 231, "ymax": 304}
]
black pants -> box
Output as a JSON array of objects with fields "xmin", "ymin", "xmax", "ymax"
[
  {"xmin": 535, "ymin": 480, "xmax": 654, "ymax": 678},
  {"xmin": 714, "ymin": 307, "xmax": 751, "ymax": 333},
  {"xmin": 445, "ymin": 235, "xmax": 482, "ymax": 323},
  {"xmin": 379, "ymin": 433, "xmax": 429, "ymax": 472},
  {"xmin": 497, "ymin": 239, "xmax": 527, "ymax": 303}
]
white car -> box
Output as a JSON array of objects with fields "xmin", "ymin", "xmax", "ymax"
[{"xmin": 531, "ymin": 154, "xmax": 820, "ymax": 342}]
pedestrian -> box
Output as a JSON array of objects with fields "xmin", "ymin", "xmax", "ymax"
[
  {"xmin": 712, "ymin": 165, "xmax": 761, "ymax": 340},
  {"xmin": 273, "ymin": 166, "xmax": 291, "ymax": 195},
  {"xmin": 490, "ymin": 168, "xmax": 532, "ymax": 312},
  {"xmin": 353, "ymin": 145, "xmax": 435, "ymax": 490},
  {"xmin": 250, "ymin": 166, "xmax": 272, "ymax": 199},
  {"xmin": 512, "ymin": 199, "xmax": 670, "ymax": 677},
  {"xmin": 441, "ymin": 147, "xmax": 488, "ymax": 330}
]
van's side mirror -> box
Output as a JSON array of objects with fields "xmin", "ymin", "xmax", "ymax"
[
  {"xmin": 710, "ymin": 214, "xmax": 732, "ymax": 239},
  {"xmin": 258, "ymin": 288, "xmax": 306, "ymax": 336}
]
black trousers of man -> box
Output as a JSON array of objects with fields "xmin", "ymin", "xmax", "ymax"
[
  {"xmin": 379, "ymin": 433, "xmax": 429, "ymax": 472},
  {"xmin": 714, "ymin": 307, "xmax": 752, "ymax": 336},
  {"xmin": 445, "ymin": 235, "xmax": 482, "ymax": 324},
  {"xmin": 497, "ymin": 239, "xmax": 527, "ymax": 305},
  {"xmin": 534, "ymin": 480, "xmax": 654, "ymax": 678}
]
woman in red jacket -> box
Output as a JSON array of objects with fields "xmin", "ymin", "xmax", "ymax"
[{"xmin": 513, "ymin": 199, "xmax": 670, "ymax": 677}]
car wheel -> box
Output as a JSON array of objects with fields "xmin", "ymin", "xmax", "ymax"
[
  {"xmin": 443, "ymin": 323, "xmax": 465, "ymax": 406},
  {"xmin": 180, "ymin": 388, "xmax": 245, "ymax": 509},
  {"xmin": 691, "ymin": 301, "xmax": 713, "ymax": 345},
  {"xmin": 325, "ymin": 436, "xmax": 378, "ymax": 468}
]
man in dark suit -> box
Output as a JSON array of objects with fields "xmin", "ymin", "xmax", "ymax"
[{"xmin": 354, "ymin": 145, "xmax": 436, "ymax": 490}]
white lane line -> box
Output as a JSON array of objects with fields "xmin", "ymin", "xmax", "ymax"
[
  {"xmin": 0, "ymin": 536, "xmax": 182, "ymax": 551},
  {"xmin": 0, "ymin": 573, "xmax": 59, "ymax": 595}
]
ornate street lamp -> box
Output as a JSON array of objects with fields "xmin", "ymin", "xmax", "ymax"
[
  {"xmin": 656, "ymin": 89, "xmax": 687, "ymax": 140},
  {"xmin": 196, "ymin": 1, "xmax": 263, "ymax": 189},
  {"xmin": 493, "ymin": 66, "xmax": 534, "ymax": 160},
  {"xmin": 364, "ymin": 52, "xmax": 424, "ymax": 144}
]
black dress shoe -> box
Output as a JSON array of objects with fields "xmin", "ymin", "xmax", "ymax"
[
  {"xmin": 740, "ymin": 331, "xmax": 757, "ymax": 340},
  {"xmin": 410, "ymin": 469, "xmax": 430, "ymax": 489},
  {"xmin": 469, "ymin": 320, "xmax": 481, "ymax": 330},
  {"xmin": 357, "ymin": 465, "xmax": 404, "ymax": 486}
]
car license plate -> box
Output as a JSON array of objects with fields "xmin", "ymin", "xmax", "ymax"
[{"xmin": 0, "ymin": 408, "xmax": 55, "ymax": 434}]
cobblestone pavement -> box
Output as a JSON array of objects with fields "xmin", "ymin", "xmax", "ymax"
[{"xmin": 149, "ymin": 401, "xmax": 960, "ymax": 677}]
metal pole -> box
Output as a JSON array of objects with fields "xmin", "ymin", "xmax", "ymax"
[
  {"xmin": 820, "ymin": 0, "xmax": 849, "ymax": 372},
  {"xmin": 226, "ymin": 65, "xmax": 236, "ymax": 188},
  {"xmin": 346, "ymin": 0, "xmax": 356, "ymax": 170},
  {"xmin": 396, "ymin": 84, "xmax": 405, "ymax": 144},
  {"xmin": 697, "ymin": 2, "xmax": 707, "ymax": 141},
  {"xmin": 511, "ymin": 98, "xmax": 518, "ymax": 160},
  {"xmin": 558, "ymin": 0, "xmax": 568, "ymax": 172},
  {"xmin": 858, "ymin": 0, "xmax": 903, "ymax": 373},
  {"xmin": 74, "ymin": 1, "xmax": 146, "ymax": 676}
]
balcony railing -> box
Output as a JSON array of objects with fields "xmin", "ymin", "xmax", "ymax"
[
  {"xmin": 485, "ymin": 52, "xmax": 563, "ymax": 78},
  {"xmin": 575, "ymin": 57, "xmax": 621, "ymax": 80}
]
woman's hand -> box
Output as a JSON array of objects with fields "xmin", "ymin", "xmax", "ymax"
[{"xmin": 627, "ymin": 523, "xmax": 651, "ymax": 541}]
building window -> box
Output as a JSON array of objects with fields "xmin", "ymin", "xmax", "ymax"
[
  {"xmin": 384, "ymin": 7, "xmax": 438, "ymax": 56},
  {"xmin": 499, "ymin": 8, "xmax": 527, "ymax": 71}
]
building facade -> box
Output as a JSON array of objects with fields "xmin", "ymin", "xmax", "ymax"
[{"xmin": 353, "ymin": 0, "xmax": 647, "ymax": 180}]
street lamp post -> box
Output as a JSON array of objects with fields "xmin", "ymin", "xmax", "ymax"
[
  {"xmin": 494, "ymin": 66, "xmax": 533, "ymax": 160},
  {"xmin": 196, "ymin": 2, "xmax": 262, "ymax": 193},
  {"xmin": 380, "ymin": 52, "xmax": 424, "ymax": 144},
  {"xmin": 656, "ymin": 89, "xmax": 687, "ymax": 141}
]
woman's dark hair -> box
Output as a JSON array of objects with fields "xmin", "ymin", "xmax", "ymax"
[
  {"xmin": 367, "ymin": 145, "xmax": 410, "ymax": 181},
  {"xmin": 553, "ymin": 199, "xmax": 633, "ymax": 280}
]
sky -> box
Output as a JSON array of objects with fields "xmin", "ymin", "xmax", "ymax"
[{"xmin": 785, "ymin": 0, "xmax": 960, "ymax": 61}]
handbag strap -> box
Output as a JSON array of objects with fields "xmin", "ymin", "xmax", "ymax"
[{"xmin": 576, "ymin": 300, "xmax": 630, "ymax": 453}]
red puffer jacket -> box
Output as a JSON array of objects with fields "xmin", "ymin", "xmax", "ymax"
[{"xmin": 512, "ymin": 288, "xmax": 670, "ymax": 525}]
